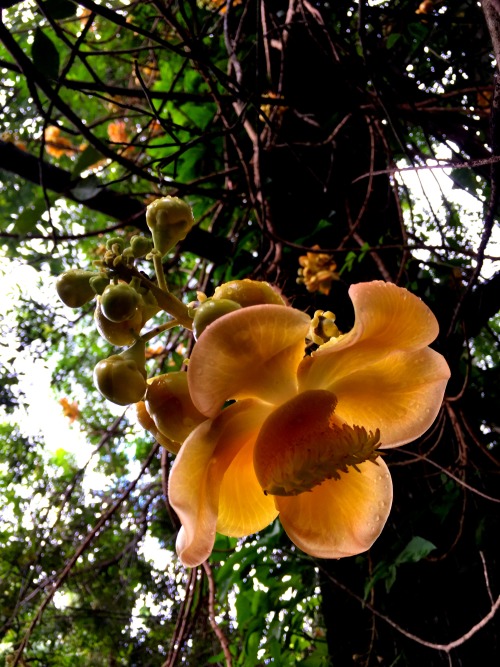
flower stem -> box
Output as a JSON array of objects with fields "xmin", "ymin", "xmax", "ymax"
[{"xmin": 141, "ymin": 319, "xmax": 180, "ymax": 343}]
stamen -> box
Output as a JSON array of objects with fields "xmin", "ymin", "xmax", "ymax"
[
  {"xmin": 254, "ymin": 390, "xmax": 382, "ymax": 497},
  {"xmin": 307, "ymin": 310, "xmax": 341, "ymax": 345}
]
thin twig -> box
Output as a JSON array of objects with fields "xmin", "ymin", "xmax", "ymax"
[
  {"xmin": 202, "ymin": 560, "xmax": 233, "ymax": 667},
  {"xmin": 10, "ymin": 442, "xmax": 160, "ymax": 667}
]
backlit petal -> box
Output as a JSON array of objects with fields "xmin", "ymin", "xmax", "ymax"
[
  {"xmin": 277, "ymin": 458, "xmax": 393, "ymax": 559},
  {"xmin": 168, "ymin": 400, "xmax": 273, "ymax": 567},
  {"xmin": 299, "ymin": 281, "xmax": 442, "ymax": 391},
  {"xmin": 217, "ymin": 431, "xmax": 278, "ymax": 537},
  {"xmin": 330, "ymin": 347, "xmax": 450, "ymax": 447},
  {"xmin": 188, "ymin": 305, "xmax": 310, "ymax": 417}
]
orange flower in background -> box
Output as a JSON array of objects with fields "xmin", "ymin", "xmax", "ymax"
[
  {"xmin": 260, "ymin": 91, "xmax": 286, "ymax": 124},
  {"xmin": 416, "ymin": 0, "xmax": 433, "ymax": 14},
  {"xmin": 107, "ymin": 120, "xmax": 135, "ymax": 157},
  {"xmin": 197, "ymin": 0, "xmax": 242, "ymax": 13},
  {"xmin": 107, "ymin": 120, "xmax": 129, "ymax": 144},
  {"xmin": 167, "ymin": 281, "xmax": 450, "ymax": 567},
  {"xmin": 59, "ymin": 397, "xmax": 81, "ymax": 423},
  {"xmin": 149, "ymin": 119, "xmax": 164, "ymax": 137},
  {"xmin": 44, "ymin": 126, "xmax": 78, "ymax": 158},
  {"xmin": 145, "ymin": 345, "xmax": 165, "ymax": 359},
  {"xmin": 298, "ymin": 245, "xmax": 339, "ymax": 295}
]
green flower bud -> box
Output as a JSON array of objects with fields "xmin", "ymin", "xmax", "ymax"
[
  {"xmin": 94, "ymin": 299, "xmax": 143, "ymax": 346},
  {"xmin": 93, "ymin": 340, "xmax": 147, "ymax": 406},
  {"xmin": 100, "ymin": 283, "xmax": 140, "ymax": 323},
  {"xmin": 193, "ymin": 298, "xmax": 242, "ymax": 340},
  {"xmin": 56, "ymin": 269, "xmax": 97, "ymax": 308},
  {"xmin": 89, "ymin": 274, "xmax": 110, "ymax": 296},
  {"xmin": 130, "ymin": 235, "xmax": 154, "ymax": 258},
  {"xmin": 106, "ymin": 236, "xmax": 125, "ymax": 252},
  {"xmin": 146, "ymin": 196, "xmax": 195, "ymax": 255},
  {"xmin": 212, "ymin": 279, "xmax": 286, "ymax": 307}
]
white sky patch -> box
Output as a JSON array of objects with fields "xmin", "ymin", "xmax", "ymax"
[
  {"xmin": 395, "ymin": 145, "xmax": 500, "ymax": 279},
  {"xmin": 139, "ymin": 533, "xmax": 175, "ymax": 571},
  {"xmin": 0, "ymin": 259, "xmax": 125, "ymax": 506}
]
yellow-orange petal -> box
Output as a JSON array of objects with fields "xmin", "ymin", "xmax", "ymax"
[
  {"xmin": 276, "ymin": 458, "xmax": 393, "ymax": 559},
  {"xmin": 216, "ymin": 428, "xmax": 278, "ymax": 537},
  {"xmin": 145, "ymin": 372, "xmax": 206, "ymax": 443},
  {"xmin": 135, "ymin": 400, "xmax": 180, "ymax": 454},
  {"xmin": 298, "ymin": 281, "xmax": 442, "ymax": 391},
  {"xmin": 188, "ymin": 305, "xmax": 311, "ymax": 417},
  {"xmin": 329, "ymin": 347, "xmax": 450, "ymax": 447},
  {"xmin": 169, "ymin": 400, "xmax": 274, "ymax": 567}
]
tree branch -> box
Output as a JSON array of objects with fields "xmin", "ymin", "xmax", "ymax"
[{"xmin": 0, "ymin": 140, "xmax": 239, "ymax": 265}]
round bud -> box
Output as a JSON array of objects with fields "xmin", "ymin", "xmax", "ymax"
[
  {"xmin": 93, "ymin": 356, "xmax": 147, "ymax": 406},
  {"xmin": 100, "ymin": 283, "xmax": 140, "ymax": 323},
  {"xmin": 130, "ymin": 235, "xmax": 154, "ymax": 258},
  {"xmin": 212, "ymin": 279, "xmax": 286, "ymax": 307},
  {"xmin": 145, "ymin": 372, "xmax": 206, "ymax": 442},
  {"xmin": 193, "ymin": 298, "xmax": 242, "ymax": 340},
  {"xmin": 146, "ymin": 196, "xmax": 195, "ymax": 255},
  {"xmin": 94, "ymin": 300, "xmax": 143, "ymax": 346},
  {"xmin": 139, "ymin": 289, "xmax": 160, "ymax": 326},
  {"xmin": 56, "ymin": 269, "xmax": 96, "ymax": 308}
]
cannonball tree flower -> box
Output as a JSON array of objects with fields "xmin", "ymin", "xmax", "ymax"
[{"xmin": 168, "ymin": 281, "xmax": 450, "ymax": 567}]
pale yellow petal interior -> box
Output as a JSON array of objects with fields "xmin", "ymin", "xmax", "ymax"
[
  {"xmin": 217, "ymin": 435, "xmax": 278, "ymax": 536},
  {"xmin": 169, "ymin": 400, "xmax": 272, "ymax": 567}
]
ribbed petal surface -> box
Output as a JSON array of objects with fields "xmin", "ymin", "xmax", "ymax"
[
  {"xmin": 188, "ymin": 305, "xmax": 310, "ymax": 417},
  {"xmin": 299, "ymin": 281, "xmax": 445, "ymax": 391},
  {"xmin": 330, "ymin": 347, "xmax": 450, "ymax": 447}
]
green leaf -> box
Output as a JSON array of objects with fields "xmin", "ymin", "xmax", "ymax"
[
  {"xmin": 32, "ymin": 28, "xmax": 60, "ymax": 80},
  {"xmin": 13, "ymin": 198, "xmax": 47, "ymax": 234},
  {"xmin": 70, "ymin": 175, "xmax": 101, "ymax": 200},
  {"xmin": 386, "ymin": 33, "xmax": 401, "ymax": 49},
  {"xmin": 71, "ymin": 145, "xmax": 104, "ymax": 178},
  {"xmin": 365, "ymin": 536, "xmax": 436, "ymax": 596},
  {"xmin": 394, "ymin": 536, "xmax": 436, "ymax": 565}
]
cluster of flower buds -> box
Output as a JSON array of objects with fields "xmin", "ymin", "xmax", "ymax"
[
  {"xmin": 56, "ymin": 191, "xmax": 344, "ymax": 416},
  {"xmin": 297, "ymin": 245, "xmax": 339, "ymax": 295},
  {"xmin": 55, "ymin": 196, "xmax": 196, "ymax": 406}
]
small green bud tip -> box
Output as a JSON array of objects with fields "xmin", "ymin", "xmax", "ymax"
[
  {"xmin": 130, "ymin": 235, "xmax": 154, "ymax": 258},
  {"xmin": 100, "ymin": 283, "xmax": 140, "ymax": 323},
  {"xmin": 106, "ymin": 237, "xmax": 125, "ymax": 252},
  {"xmin": 93, "ymin": 356, "xmax": 147, "ymax": 406},
  {"xmin": 56, "ymin": 269, "xmax": 97, "ymax": 308},
  {"xmin": 146, "ymin": 196, "xmax": 195, "ymax": 256},
  {"xmin": 94, "ymin": 300, "xmax": 143, "ymax": 346},
  {"xmin": 193, "ymin": 298, "xmax": 242, "ymax": 339}
]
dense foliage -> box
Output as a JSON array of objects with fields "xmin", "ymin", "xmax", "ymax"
[{"xmin": 1, "ymin": 0, "xmax": 499, "ymax": 665}]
